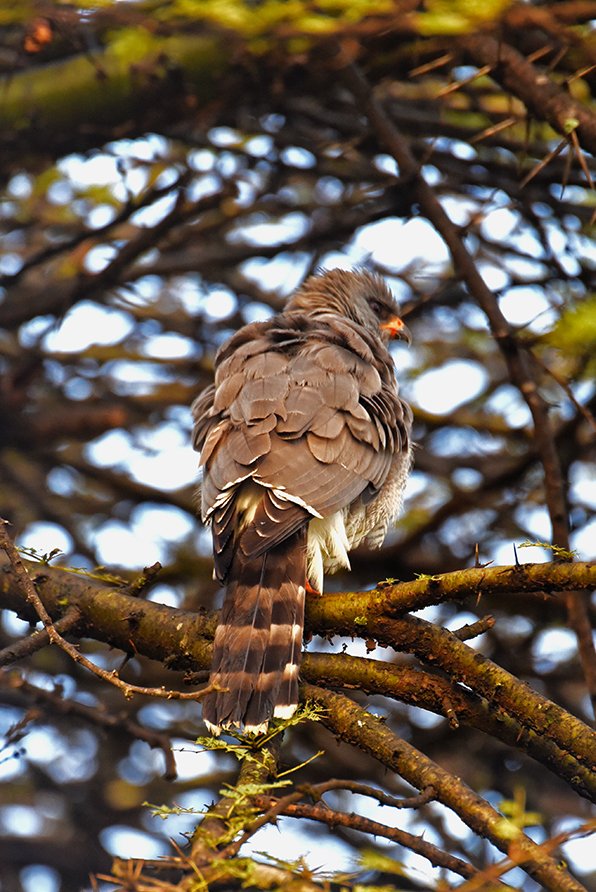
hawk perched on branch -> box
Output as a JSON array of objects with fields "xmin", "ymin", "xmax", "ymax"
[{"xmin": 192, "ymin": 269, "xmax": 413, "ymax": 735}]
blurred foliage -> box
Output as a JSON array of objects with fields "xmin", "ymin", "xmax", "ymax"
[
  {"xmin": 416, "ymin": 0, "xmax": 515, "ymax": 35},
  {"xmin": 0, "ymin": 1, "xmax": 595, "ymax": 891},
  {"xmin": 545, "ymin": 296, "xmax": 596, "ymax": 376}
]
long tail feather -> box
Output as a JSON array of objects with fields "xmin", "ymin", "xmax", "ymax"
[{"xmin": 203, "ymin": 527, "xmax": 307, "ymax": 735}]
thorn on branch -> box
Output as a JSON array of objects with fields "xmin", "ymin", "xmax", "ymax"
[
  {"xmin": 408, "ymin": 52, "xmax": 453, "ymax": 79},
  {"xmin": 474, "ymin": 543, "xmax": 493, "ymax": 570}
]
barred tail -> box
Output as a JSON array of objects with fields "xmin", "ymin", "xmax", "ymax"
[{"xmin": 202, "ymin": 527, "xmax": 306, "ymax": 735}]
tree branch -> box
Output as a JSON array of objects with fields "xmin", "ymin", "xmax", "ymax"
[
  {"xmin": 311, "ymin": 561, "xmax": 596, "ymax": 620},
  {"xmin": 307, "ymin": 604, "xmax": 596, "ymax": 771},
  {"xmin": 2, "ymin": 672, "xmax": 177, "ymax": 780},
  {"xmin": 302, "ymin": 684, "xmax": 589, "ymax": 892},
  {"xmin": 0, "ymin": 32, "xmax": 230, "ymax": 166},
  {"xmin": 0, "ymin": 520, "xmax": 215, "ymax": 703},
  {"xmin": 460, "ymin": 33, "xmax": 596, "ymax": 155},
  {"xmin": 254, "ymin": 795, "xmax": 480, "ymax": 882},
  {"xmin": 339, "ymin": 56, "xmax": 596, "ymax": 716},
  {"xmin": 1, "ymin": 559, "xmax": 593, "ymax": 792},
  {"xmin": 301, "ymin": 652, "xmax": 596, "ymax": 802}
]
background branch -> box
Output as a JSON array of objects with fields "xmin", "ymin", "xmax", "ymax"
[{"xmin": 1, "ymin": 3, "xmax": 594, "ymax": 887}]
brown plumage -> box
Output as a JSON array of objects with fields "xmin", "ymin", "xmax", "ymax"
[{"xmin": 192, "ymin": 269, "xmax": 413, "ymax": 734}]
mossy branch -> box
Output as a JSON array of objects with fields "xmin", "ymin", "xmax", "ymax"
[
  {"xmin": 308, "ymin": 561, "xmax": 596, "ymax": 622},
  {"xmin": 301, "ymin": 652, "xmax": 596, "ymax": 801},
  {"xmin": 302, "ymin": 684, "xmax": 588, "ymax": 892},
  {"xmin": 363, "ymin": 614, "xmax": 596, "ymax": 772},
  {"xmin": 0, "ymin": 32, "xmax": 229, "ymax": 161},
  {"xmin": 1, "ymin": 559, "xmax": 594, "ymax": 796}
]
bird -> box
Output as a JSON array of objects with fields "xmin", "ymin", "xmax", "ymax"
[{"xmin": 192, "ymin": 268, "xmax": 413, "ymax": 735}]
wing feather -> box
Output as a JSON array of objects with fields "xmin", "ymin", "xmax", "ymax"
[{"xmin": 192, "ymin": 313, "xmax": 410, "ymax": 562}]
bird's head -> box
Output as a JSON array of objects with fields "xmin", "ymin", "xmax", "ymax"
[{"xmin": 286, "ymin": 268, "xmax": 411, "ymax": 345}]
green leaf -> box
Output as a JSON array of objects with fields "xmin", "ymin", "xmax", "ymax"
[
  {"xmin": 221, "ymin": 779, "xmax": 292, "ymax": 800},
  {"xmin": 143, "ymin": 801, "xmax": 201, "ymax": 820},
  {"xmin": 17, "ymin": 545, "xmax": 63, "ymax": 564},
  {"xmin": 498, "ymin": 785, "xmax": 542, "ymax": 832},
  {"xmin": 195, "ymin": 736, "xmax": 263, "ymax": 764}
]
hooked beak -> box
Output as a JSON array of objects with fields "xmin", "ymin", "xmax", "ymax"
[{"xmin": 380, "ymin": 315, "xmax": 412, "ymax": 344}]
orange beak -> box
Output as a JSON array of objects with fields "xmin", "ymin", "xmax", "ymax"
[{"xmin": 380, "ymin": 315, "xmax": 412, "ymax": 344}]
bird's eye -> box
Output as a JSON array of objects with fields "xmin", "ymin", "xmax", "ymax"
[{"xmin": 369, "ymin": 299, "xmax": 383, "ymax": 316}]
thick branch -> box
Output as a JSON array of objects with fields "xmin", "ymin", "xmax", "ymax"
[
  {"xmin": 1, "ymin": 560, "xmax": 594, "ymax": 788},
  {"xmin": 366, "ymin": 616, "xmax": 596, "ymax": 770},
  {"xmin": 340, "ymin": 57, "xmax": 596, "ymax": 713},
  {"xmin": 301, "ymin": 652, "xmax": 596, "ymax": 802},
  {"xmin": 312, "ymin": 561, "xmax": 596, "ymax": 620},
  {"xmin": 0, "ymin": 33, "xmax": 229, "ymax": 166},
  {"xmin": 302, "ymin": 684, "xmax": 588, "ymax": 892},
  {"xmin": 0, "ymin": 562, "xmax": 215, "ymax": 672}
]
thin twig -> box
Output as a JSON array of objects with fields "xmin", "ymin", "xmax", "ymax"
[
  {"xmin": 3, "ymin": 673, "xmax": 178, "ymax": 780},
  {"xmin": 0, "ymin": 607, "xmax": 81, "ymax": 667},
  {"xmin": 453, "ymin": 614, "xmax": 495, "ymax": 641},
  {"xmin": 303, "ymin": 778, "xmax": 436, "ymax": 809},
  {"xmin": 253, "ymin": 796, "xmax": 480, "ymax": 883},
  {"xmin": 455, "ymin": 818, "xmax": 596, "ymax": 892},
  {"xmin": 0, "ymin": 518, "xmax": 213, "ymax": 704}
]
